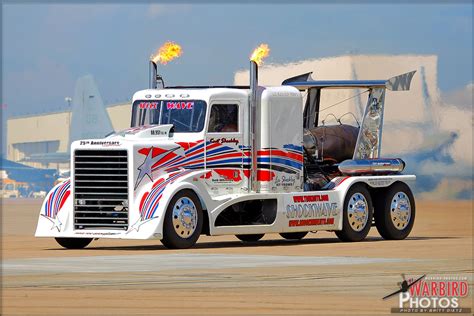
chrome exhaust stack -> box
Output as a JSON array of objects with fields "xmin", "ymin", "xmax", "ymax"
[
  {"xmin": 249, "ymin": 61, "xmax": 258, "ymax": 192},
  {"xmin": 149, "ymin": 60, "xmax": 165, "ymax": 89}
]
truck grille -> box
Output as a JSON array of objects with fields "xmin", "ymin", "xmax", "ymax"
[{"xmin": 74, "ymin": 149, "xmax": 129, "ymax": 230}]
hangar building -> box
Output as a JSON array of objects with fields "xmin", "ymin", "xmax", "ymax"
[{"xmin": 6, "ymin": 54, "xmax": 471, "ymax": 173}]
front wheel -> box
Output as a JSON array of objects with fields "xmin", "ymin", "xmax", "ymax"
[
  {"xmin": 335, "ymin": 184, "xmax": 373, "ymax": 242},
  {"xmin": 161, "ymin": 190, "xmax": 203, "ymax": 249},
  {"xmin": 55, "ymin": 237, "xmax": 93, "ymax": 249},
  {"xmin": 375, "ymin": 182, "xmax": 415, "ymax": 240}
]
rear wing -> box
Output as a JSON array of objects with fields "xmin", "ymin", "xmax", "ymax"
[
  {"xmin": 283, "ymin": 71, "xmax": 416, "ymax": 91},
  {"xmin": 283, "ymin": 71, "xmax": 416, "ymax": 159}
]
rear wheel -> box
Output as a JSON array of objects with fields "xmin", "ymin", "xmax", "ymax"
[
  {"xmin": 335, "ymin": 184, "xmax": 373, "ymax": 242},
  {"xmin": 55, "ymin": 237, "xmax": 93, "ymax": 249},
  {"xmin": 375, "ymin": 182, "xmax": 415, "ymax": 240},
  {"xmin": 280, "ymin": 232, "xmax": 308, "ymax": 240},
  {"xmin": 161, "ymin": 190, "xmax": 203, "ymax": 249},
  {"xmin": 235, "ymin": 234, "xmax": 264, "ymax": 242}
]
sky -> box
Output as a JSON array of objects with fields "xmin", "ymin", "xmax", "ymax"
[{"xmin": 2, "ymin": 3, "xmax": 472, "ymax": 118}]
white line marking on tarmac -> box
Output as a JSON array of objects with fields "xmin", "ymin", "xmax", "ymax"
[{"xmin": 2, "ymin": 254, "xmax": 419, "ymax": 276}]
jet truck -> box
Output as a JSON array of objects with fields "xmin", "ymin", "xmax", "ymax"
[{"xmin": 36, "ymin": 48, "xmax": 417, "ymax": 249}]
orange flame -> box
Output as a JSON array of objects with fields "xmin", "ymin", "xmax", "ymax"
[
  {"xmin": 151, "ymin": 42, "xmax": 183, "ymax": 64},
  {"xmin": 250, "ymin": 43, "xmax": 270, "ymax": 65}
]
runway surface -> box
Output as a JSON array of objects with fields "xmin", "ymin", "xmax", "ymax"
[
  {"xmin": 3, "ymin": 253, "xmax": 417, "ymax": 276},
  {"xmin": 1, "ymin": 199, "xmax": 472, "ymax": 315}
]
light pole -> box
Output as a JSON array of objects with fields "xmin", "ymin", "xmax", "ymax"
[{"xmin": 65, "ymin": 97, "xmax": 72, "ymax": 126}]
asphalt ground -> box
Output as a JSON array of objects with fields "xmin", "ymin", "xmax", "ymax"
[{"xmin": 1, "ymin": 199, "xmax": 472, "ymax": 315}]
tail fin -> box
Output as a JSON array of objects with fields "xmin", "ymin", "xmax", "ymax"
[{"xmin": 69, "ymin": 75, "xmax": 114, "ymax": 144}]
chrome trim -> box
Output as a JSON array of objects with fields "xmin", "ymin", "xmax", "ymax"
[
  {"xmin": 172, "ymin": 197, "xmax": 198, "ymax": 237},
  {"xmin": 390, "ymin": 191, "xmax": 411, "ymax": 230},
  {"xmin": 338, "ymin": 158, "xmax": 405, "ymax": 175},
  {"xmin": 249, "ymin": 60, "xmax": 258, "ymax": 192},
  {"xmin": 347, "ymin": 193, "xmax": 369, "ymax": 232},
  {"xmin": 353, "ymin": 88, "xmax": 386, "ymax": 159},
  {"xmin": 73, "ymin": 149, "xmax": 129, "ymax": 231},
  {"xmin": 150, "ymin": 61, "xmax": 158, "ymax": 89}
]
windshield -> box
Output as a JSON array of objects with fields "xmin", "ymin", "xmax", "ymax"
[{"xmin": 131, "ymin": 100, "xmax": 207, "ymax": 133}]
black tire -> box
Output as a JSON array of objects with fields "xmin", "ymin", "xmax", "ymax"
[
  {"xmin": 335, "ymin": 184, "xmax": 373, "ymax": 242},
  {"xmin": 161, "ymin": 190, "xmax": 203, "ymax": 249},
  {"xmin": 375, "ymin": 182, "xmax": 415, "ymax": 240},
  {"xmin": 55, "ymin": 237, "xmax": 93, "ymax": 249},
  {"xmin": 280, "ymin": 232, "xmax": 308, "ymax": 240},
  {"xmin": 235, "ymin": 234, "xmax": 265, "ymax": 242}
]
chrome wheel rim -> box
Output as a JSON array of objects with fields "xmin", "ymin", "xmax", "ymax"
[
  {"xmin": 172, "ymin": 197, "xmax": 197, "ymax": 237},
  {"xmin": 390, "ymin": 192, "xmax": 411, "ymax": 230},
  {"xmin": 347, "ymin": 193, "xmax": 369, "ymax": 232}
]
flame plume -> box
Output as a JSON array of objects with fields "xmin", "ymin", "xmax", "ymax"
[
  {"xmin": 250, "ymin": 43, "xmax": 270, "ymax": 65},
  {"xmin": 151, "ymin": 42, "xmax": 183, "ymax": 64}
]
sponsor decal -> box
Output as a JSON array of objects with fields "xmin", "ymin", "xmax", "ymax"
[
  {"xmin": 289, "ymin": 218, "xmax": 334, "ymax": 227},
  {"xmin": 368, "ymin": 177, "xmax": 393, "ymax": 187},
  {"xmin": 166, "ymin": 101, "xmax": 194, "ymax": 110},
  {"xmin": 209, "ymin": 137, "xmax": 240, "ymax": 145},
  {"xmin": 211, "ymin": 169, "xmax": 242, "ymax": 183},
  {"xmin": 150, "ymin": 129, "xmax": 168, "ymax": 136},
  {"xmin": 75, "ymin": 232, "xmax": 120, "ymax": 236},
  {"xmin": 274, "ymin": 175, "xmax": 297, "ymax": 187},
  {"xmin": 292, "ymin": 194, "xmax": 329, "ymax": 203},
  {"xmin": 138, "ymin": 102, "xmax": 159, "ymax": 109},
  {"xmin": 79, "ymin": 140, "xmax": 121, "ymax": 146},
  {"xmin": 285, "ymin": 194, "xmax": 338, "ymax": 227},
  {"xmin": 384, "ymin": 274, "xmax": 471, "ymax": 314}
]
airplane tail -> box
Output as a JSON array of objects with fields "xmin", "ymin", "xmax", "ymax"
[{"xmin": 69, "ymin": 75, "xmax": 114, "ymax": 144}]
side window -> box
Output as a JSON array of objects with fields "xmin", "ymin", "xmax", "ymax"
[{"xmin": 208, "ymin": 104, "xmax": 239, "ymax": 133}]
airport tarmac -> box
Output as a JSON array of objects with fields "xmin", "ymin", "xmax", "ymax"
[{"xmin": 1, "ymin": 199, "xmax": 472, "ymax": 315}]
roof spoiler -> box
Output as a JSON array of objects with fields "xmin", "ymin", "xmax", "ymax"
[
  {"xmin": 282, "ymin": 70, "xmax": 416, "ymax": 91},
  {"xmin": 281, "ymin": 72, "xmax": 313, "ymax": 85}
]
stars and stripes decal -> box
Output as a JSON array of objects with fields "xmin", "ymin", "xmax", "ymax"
[
  {"xmin": 41, "ymin": 179, "xmax": 71, "ymax": 231},
  {"xmin": 135, "ymin": 141, "xmax": 303, "ymax": 188},
  {"xmin": 135, "ymin": 140, "xmax": 251, "ymax": 189},
  {"xmin": 128, "ymin": 170, "xmax": 193, "ymax": 233},
  {"xmin": 257, "ymin": 144, "xmax": 303, "ymax": 181},
  {"xmin": 140, "ymin": 170, "xmax": 193, "ymax": 220},
  {"xmin": 131, "ymin": 142, "xmax": 303, "ymax": 231},
  {"xmin": 44, "ymin": 179, "xmax": 71, "ymax": 218}
]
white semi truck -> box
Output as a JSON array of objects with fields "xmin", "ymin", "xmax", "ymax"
[{"xmin": 35, "ymin": 55, "xmax": 417, "ymax": 249}]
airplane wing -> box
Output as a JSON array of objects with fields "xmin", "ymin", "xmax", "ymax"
[
  {"xmin": 21, "ymin": 152, "xmax": 70, "ymax": 164},
  {"xmin": 382, "ymin": 288, "xmax": 404, "ymax": 300},
  {"xmin": 0, "ymin": 158, "xmax": 56, "ymax": 183},
  {"xmin": 407, "ymin": 275, "xmax": 426, "ymax": 289}
]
